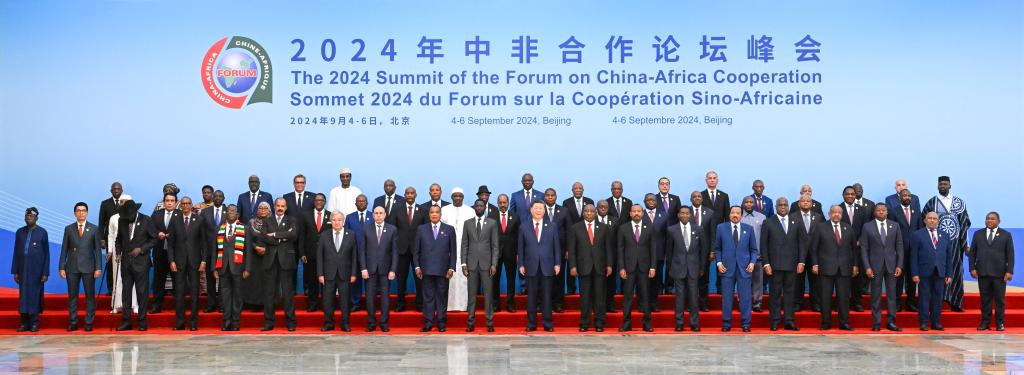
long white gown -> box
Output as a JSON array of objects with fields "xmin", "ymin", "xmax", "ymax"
[
  {"xmin": 108, "ymin": 215, "xmax": 139, "ymax": 314},
  {"xmin": 441, "ymin": 204, "xmax": 474, "ymax": 311}
]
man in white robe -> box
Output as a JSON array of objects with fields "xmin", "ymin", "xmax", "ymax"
[{"xmin": 442, "ymin": 187, "xmax": 474, "ymax": 311}]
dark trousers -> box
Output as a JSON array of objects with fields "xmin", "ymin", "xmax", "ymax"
[
  {"xmin": 466, "ymin": 269, "xmax": 494, "ymax": 326},
  {"xmin": 606, "ymin": 273, "xmax": 618, "ymax": 310},
  {"xmin": 121, "ymin": 265, "xmax": 149, "ymax": 324},
  {"xmin": 365, "ymin": 273, "xmax": 390, "ymax": 326},
  {"xmin": 302, "ymin": 259, "xmax": 320, "ymax": 308},
  {"xmin": 350, "ymin": 277, "xmax": 363, "ymax": 307},
  {"xmin": 578, "ymin": 271, "xmax": 607, "ymax": 327},
  {"xmin": 492, "ymin": 246, "xmax": 517, "ymax": 308},
  {"xmin": 698, "ymin": 260, "xmax": 712, "ymax": 307},
  {"xmin": 204, "ymin": 263, "xmax": 219, "ymax": 309},
  {"xmin": 621, "ymin": 269, "xmax": 651, "ymax": 326},
  {"xmin": 172, "ymin": 265, "xmax": 201, "ymax": 326},
  {"xmin": 869, "ymin": 269, "xmax": 899, "ymax": 326},
  {"xmin": 525, "ymin": 275, "xmax": 553, "ymax": 329},
  {"xmin": 66, "ymin": 272, "xmax": 96, "ymax": 325},
  {"xmin": 323, "ymin": 277, "xmax": 352, "ymax": 326},
  {"xmin": 421, "ymin": 275, "xmax": 448, "ymax": 327},
  {"xmin": 819, "ymin": 274, "xmax": 851, "ymax": 326},
  {"xmin": 897, "ymin": 247, "xmax": 916, "ymax": 307},
  {"xmin": 19, "ymin": 313, "xmax": 40, "ymax": 328},
  {"xmin": 554, "ymin": 257, "xmax": 568, "ymax": 306},
  {"xmin": 152, "ymin": 248, "xmax": 172, "ymax": 304},
  {"xmin": 769, "ymin": 270, "xmax": 797, "ymax": 324},
  {"xmin": 263, "ymin": 264, "xmax": 296, "ymax": 327},
  {"xmin": 850, "ymin": 273, "xmax": 866, "ymax": 308},
  {"xmin": 978, "ymin": 276, "xmax": 1006, "ymax": 325},
  {"xmin": 721, "ymin": 275, "xmax": 752, "ymax": 327},
  {"xmin": 673, "ymin": 276, "xmax": 699, "ymax": 327},
  {"xmin": 219, "ymin": 272, "xmax": 243, "ymax": 327},
  {"xmin": 396, "ymin": 252, "xmax": 422, "ymax": 308},
  {"xmin": 649, "ymin": 260, "xmax": 665, "ymax": 311},
  {"xmin": 917, "ymin": 270, "xmax": 944, "ymax": 325},
  {"xmin": 104, "ymin": 258, "xmax": 115, "ymax": 294}
]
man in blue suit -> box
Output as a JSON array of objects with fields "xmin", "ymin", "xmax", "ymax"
[
  {"xmin": 510, "ymin": 173, "xmax": 542, "ymax": 222},
  {"xmin": 237, "ymin": 175, "xmax": 273, "ymax": 223},
  {"xmin": 884, "ymin": 179, "xmax": 922, "ymax": 216},
  {"xmin": 889, "ymin": 188, "xmax": 923, "ymax": 312},
  {"xmin": 283, "ymin": 174, "xmax": 316, "ymax": 217},
  {"xmin": 345, "ymin": 194, "xmax": 373, "ymax": 312},
  {"xmin": 714, "ymin": 206, "xmax": 758, "ymax": 332},
  {"xmin": 359, "ymin": 206, "xmax": 398, "ymax": 332},
  {"xmin": 59, "ymin": 202, "xmax": 104, "ymax": 331},
  {"xmin": 412, "ymin": 205, "xmax": 457, "ymax": 332},
  {"xmin": 518, "ymin": 200, "xmax": 561, "ymax": 332},
  {"xmin": 911, "ymin": 212, "xmax": 952, "ymax": 331}
]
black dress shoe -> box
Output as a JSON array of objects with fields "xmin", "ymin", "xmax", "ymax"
[
  {"xmin": 852, "ymin": 305, "xmax": 864, "ymax": 312},
  {"xmin": 595, "ymin": 326, "xmax": 604, "ymax": 332},
  {"xmin": 619, "ymin": 325, "xmax": 632, "ymax": 332},
  {"xmin": 977, "ymin": 323, "xmax": 990, "ymax": 331},
  {"xmin": 382, "ymin": 326, "xmax": 390, "ymax": 332},
  {"xmin": 930, "ymin": 324, "xmax": 944, "ymax": 331},
  {"xmin": 394, "ymin": 304, "xmax": 406, "ymax": 312},
  {"xmin": 839, "ymin": 324, "xmax": 853, "ymax": 331},
  {"xmin": 578, "ymin": 326, "xmax": 587, "ymax": 332},
  {"xmin": 261, "ymin": 324, "xmax": 274, "ymax": 331},
  {"xmin": 321, "ymin": 324, "xmax": 333, "ymax": 331},
  {"xmin": 67, "ymin": 324, "xmax": 78, "ymax": 332},
  {"xmin": 84, "ymin": 324, "xmax": 93, "ymax": 332},
  {"xmin": 770, "ymin": 323, "xmax": 779, "ymax": 331},
  {"xmin": 421, "ymin": 326, "xmax": 432, "ymax": 332},
  {"xmin": 752, "ymin": 305, "xmax": 762, "ymax": 312},
  {"xmin": 741, "ymin": 326, "xmax": 751, "ymax": 332},
  {"xmin": 920, "ymin": 323, "xmax": 930, "ymax": 331},
  {"xmin": 794, "ymin": 305, "xmax": 803, "ymax": 312},
  {"xmin": 150, "ymin": 304, "xmax": 163, "ymax": 313},
  {"xmin": 887, "ymin": 323, "xmax": 902, "ymax": 332},
  {"xmin": 951, "ymin": 305, "xmax": 964, "ymax": 312},
  {"xmin": 675, "ymin": 325, "xmax": 684, "ymax": 332},
  {"xmin": 907, "ymin": 304, "xmax": 918, "ymax": 312},
  {"xmin": 819, "ymin": 324, "xmax": 830, "ymax": 330},
  {"xmin": 643, "ymin": 324, "xmax": 653, "ymax": 332},
  {"xmin": 526, "ymin": 327, "xmax": 537, "ymax": 332},
  {"xmin": 16, "ymin": 325, "xmax": 28, "ymax": 332},
  {"xmin": 204, "ymin": 305, "xmax": 217, "ymax": 313},
  {"xmin": 116, "ymin": 323, "xmax": 132, "ymax": 331},
  {"xmin": 652, "ymin": 306, "xmax": 661, "ymax": 312},
  {"xmin": 812, "ymin": 305, "xmax": 821, "ymax": 312},
  {"xmin": 351, "ymin": 305, "xmax": 361, "ymax": 313},
  {"xmin": 700, "ymin": 305, "xmax": 710, "ymax": 312},
  {"xmin": 341, "ymin": 325, "xmax": 351, "ymax": 332},
  {"xmin": 871, "ymin": 325, "xmax": 881, "ymax": 332},
  {"xmin": 287, "ymin": 325, "xmax": 296, "ymax": 332},
  {"xmin": 466, "ymin": 325, "xmax": 475, "ymax": 332},
  {"xmin": 173, "ymin": 323, "xmax": 185, "ymax": 331},
  {"xmin": 996, "ymin": 323, "xmax": 1005, "ymax": 331},
  {"xmin": 487, "ymin": 325, "xmax": 494, "ymax": 332},
  {"xmin": 544, "ymin": 327, "xmax": 554, "ymax": 332},
  {"xmin": 29, "ymin": 326, "xmax": 39, "ymax": 332},
  {"xmin": 607, "ymin": 307, "xmax": 618, "ymax": 313},
  {"xmin": 691, "ymin": 326, "xmax": 700, "ymax": 332},
  {"xmin": 306, "ymin": 305, "xmax": 317, "ymax": 312},
  {"xmin": 138, "ymin": 323, "xmax": 148, "ymax": 331},
  {"xmin": 367, "ymin": 325, "xmax": 377, "ymax": 332},
  {"xmin": 438, "ymin": 326, "xmax": 446, "ymax": 332},
  {"xmin": 554, "ymin": 306, "xmax": 564, "ymax": 313},
  {"xmin": 721, "ymin": 327, "xmax": 731, "ymax": 332},
  {"xmin": 784, "ymin": 323, "xmax": 800, "ymax": 331},
  {"xmin": 221, "ymin": 325, "xmax": 230, "ymax": 332},
  {"xmin": 506, "ymin": 306, "xmax": 516, "ymax": 313}
]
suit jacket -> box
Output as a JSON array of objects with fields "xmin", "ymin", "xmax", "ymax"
[
  {"xmin": 150, "ymin": 209, "xmax": 180, "ymax": 254},
  {"xmin": 373, "ymin": 194, "xmax": 406, "ymax": 219},
  {"xmin": 653, "ymin": 193, "xmax": 682, "ymax": 220},
  {"xmin": 641, "ymin": 207, "xmax": 668, "ymax": 259},
  {"xmin": 236, "ymin": 190, "xmax": 273, "ymax": 223},
  {"xmin": 567, "ymin": 220, "xmax": 613, "ymax": 275},
  {"xmin": 412, "ymin": 222, "xmax": 457, "ymax": 276},
  {"xmin": 418, "ymin": 200, "xmax": 450, "ymax": 212},
  {"xmin": 790, "ymin": 199, "xmax": 825, "ymax": 219},
  {"xmin": 701, "ymin": 189, "xmax": 731, "ymax": 224},
  {"xmin": 360, "ymin": 222, "xmax": 399, "ymax": 275},
  {"xmin": 496, "ymin": 210, "xmax": 520, "ymax": 257},
  {"xmin": 283, "ymin": 191, "xmax": 316, "ymax": 217},
  {"xmin": 562, "ymin": 196, "xmax": 595, "ymax": 224},
  {"xmin": 859, "ymin": 219, "xmax": 903, "ymax": 273},
  {"xmin": 969, "ymin": 228, "xmax": 1015, "ymax": 277},
  {"xmin": 116, "ymin": 214, "xmax": 156, "ymax": 273},
  {"xmin": 714, "ymin": 222, "xmax": 758, "ymax": 279},
  {"xmin": 691, "ymin": 205, "xmax": 715, "ymax": 248},
  {"xmin": 518, "ymin": 217, "xmax": 561, "ymax": 277},
  {"xmin": 210, "ymin": 221, "xmax": 250, "ymax": 275},
  {"xmin": 888, "ymin": 203, "xmax": 922, "ymax": 253},
  {"xmin": 390, "ymin": 202, "xmax": 427, "ymax": 255},
  {"xmin": 170, "ymin": 213, "xmax": 208, "ymax": 267},
  {"xmin": 59, "ymin": 221, "xmax": 103, "ymax": 273},
  {"xmin": 618, "ymin": 220, "xmax": 656, "ymax": 272},
  {"xmin": 749, "ymin": 194, "xmax": 775, "ymax": 218},
  {"xmin": 200, "ymin": 204, "xmax": 228, "ymax": 237},
  {"xmin": 461, "ymin": 217, "xmax": 500, "ymax": 271},
  {"xmin": 911, "ymin": 228, "xmax": 952, "ymax": 278},
  {"xmin": 299, "ymin": 208, "xmax": 331, "ymax": 260},
  {"xmin": 840, "ymin": 202, "xmax": 868, "ymax": 243},
  {"xmin": 885, "ymin": 194, "xmax": 921, "ymax": 216},
  {"xmin": 665, "ymin": 222, "xmax": 707, "ymax": 279},
  {"xmin": 605, "ymin": 196, "xmax": 633, "ymax": 222},
  {"xmin": 98, "ymin": 197, "xmax": 119, "ymax": 240},
  {"xmin": 760, "ymin": 214, "xmax": 805, "ymax": 272},
  {"xmin": 345, "ymin": 210, "xmax": 374, "ymax": 250},
  {"xmin": 484, "ymin": 203, "xmax": 500, "ymax": 221},
  {"xmin": 254, "ymin": 215, "xmax": 298, "ymax": 271},
  {"xmin": 510, "ymin": 189, "xmax": 543, "ymax": 222},
  {"xmin": 317, "ymin": 229, "xmax": 357, "ymax": 280},
  {"xmin": 809, "ymin": 221, "xmax": 858, "ymax": 277},
  {"xmin": 544, "ymin": 205, "xmax": 570, "ymax": 250}
]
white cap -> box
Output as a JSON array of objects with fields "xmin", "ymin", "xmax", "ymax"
[
  {"xmin": 119, "ymin": 194, "xmax": 133, "ymax": 201},
  {"xmin": 339, "ymin": 167, "xmax": 352, "ymax": 174},
  {"xmin": 451, "ymin": 187, "xmax": 464, "ymax": 195}
]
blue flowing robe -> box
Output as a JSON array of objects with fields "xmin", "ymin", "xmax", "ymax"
[{"xmin": 12, "ymin": 225, "xmax": 49, "ymax": 314}]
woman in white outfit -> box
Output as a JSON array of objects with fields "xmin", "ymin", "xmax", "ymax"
[{"xmin": 108, "ymin": 195, "xmax": 138, "ymax": 314}]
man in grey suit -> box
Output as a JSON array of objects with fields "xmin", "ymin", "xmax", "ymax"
[
  {"xmin": 665, "ymin": 206, "xmax": 707, "ymax": 332},
  {"xmin": 319, "ymin": 211, "xmax": 358, "ymax": 331},
  {"xmin": 359, "ymin": 206, "xmax": 398, "ymax": 332},
  {"xmin": 860, "ymin": 203, "xmax": 904, "ymax": 331},
  {"xmin": 59, "ymin": 202, "xmax": 104, "ymax": 331},
  {"xmin": 461, "ymin": 199, "xmax": 500, "ymax": 332}
]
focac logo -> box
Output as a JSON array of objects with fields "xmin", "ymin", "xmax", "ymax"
[{"xmin": 201, "ymin": 36, "xmax": 273, "ymax": 109}]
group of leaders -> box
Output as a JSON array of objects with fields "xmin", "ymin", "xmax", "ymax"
[{"xmin": 10, "ymin": 169, "xmax": 1014, "ymax": 333}]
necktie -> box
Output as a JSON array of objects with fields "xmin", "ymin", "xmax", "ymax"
[
  {"xmin": 615, "ymin": 199, "xmax": 621, "ymax": 215},
  {"xmin": 733, "ymin": 224, "xmax": 739, "ymax": 245},
  {"xmin": 803, "ymin": 213, "xmax": 811, "ymax": 232},
  {"xmin": 114, "ymin": 200, "xmax": 119, "ymax": 208},
  {"xmin": 781, "ymin": 216, "xmax": 788, "ymax": 234},
  {"xmin": 682, "ymin": 224, "xmax": 690, "ymax": 249},
  {"xmin": 164, "ymin": 211, "xmax": 172, "ymax": 228},
  {"xmin": 904, "ymin": 206, "xmax": 911, "ymax": 224},
  {"xmin": 879, "ymin": 222, "xmax": 886, "ymax": 239},
  {"xmin": 848, "ymin": 205, "xmax": 855, "ymax": 224},
  {"xmin": 662, "ymin": 196, "xmax": 669, "ymax": 212},
  {"xmin": 535, "ymin": 222, "xmax": 540, "ymax": 241},
  {"xmin": 695, "ymin": 209, "xmax": 701, "ymax": 226},
  {"xmin": 250, "ymin": 192, "xmax": 256, "ymax": 207},
  {"xmin": 648, "ymin": 210, "xmax": 655, "ymax": 223},
  {"xmin": 184, "ymin": 216, "xmax": 190, "ymax": 235},
  {"xmin": 408, "ymin": 205, "xmax": 414, "ymax": 224},
  {"xmin": 360, "ymin": 212, "xmax": 365, "ymax": 223},
  {"xmin": 297, "ymin": 194, "xmax": 302, "ymax": 208},
  {"xmin": 834, "ymin": 224, "xmax": 841, "ymax": 242},
  {"xmin": 385, "ymin": 196, "xmax": 392, "ymax": 214},
  {"xmin": 433, "ymin": 224, "xmax": 438, "ymax": 240},
  {"xmin": 525, "ymin": 191, "xmax": 530, "ymax": 205},
  {"xmin": 376, "ymin": 225, "xmax": 382, "ymax": 242},
  {"xmin": 501, "ymin": 213, "xmax": 507, "ymax": 232},
  {"xmin": 634, "ymin": 224, "xmax": 640, "ymax": 243},
  {"xmin": 987, "ymin": 229, "xmax": 994, "ymax": 245},
  {"xmin": 548, "ymin": 207, "xmax": 553, "ymax": 218},
  {"xmin": 316, "ymin": 210, "xmax": 323, "ymax": 232},
  {"xmin": 930, "ymin": 230, "xmax": 938, "ymax": 248},
  {"xmin": 335, "ymin": 231, "xmax": 342, "ymax": 252},
  {"xmin": 710, "ymin": 191, "xmax": 716, "ymax": 206},
  {"xmin": 587, "ymin": 222, "xmax": 594, "ymax": 245},
  {"xmin": 576, "ymin": 199, "xmax": 582, "ymax": 215},
  {"xmin": 215, "ymin": 207, "xmax": 221, "ymax": 225},
  {"xmin": 757, "ymin": 198, "xmax": 763, "ymax": 213},
  {"xmin": 78, "ymin": 223, "xmax": 84, "ymax": 237},
  {"xmin": 477, "ymin": 218, "xmax": 482, "ymax": 234}
]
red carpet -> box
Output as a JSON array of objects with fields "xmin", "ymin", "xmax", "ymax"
[{"xmin": 1, "ymin": 292, "xmax": 1019, "ymax": 335}]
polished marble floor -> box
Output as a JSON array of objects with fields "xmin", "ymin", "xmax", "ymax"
[{"xmin": 0, "ymin": 334, "xmax": 1021, "ymax": 374}]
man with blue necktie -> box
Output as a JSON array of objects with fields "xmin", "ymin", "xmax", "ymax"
[
  {"xmin": 345, "ymin": 194, "xmax": 373, "ymax": 312},
  {"xmin": 413, "ymin": 205, "xmax": 457, "ymax": 332},
  {"xmin": 714, "ymin": 206, "xmax": 758, "ymax": 332},
  {"xmin": 912, "ymin": 212, "xmax": 952, "ymax": 331}
]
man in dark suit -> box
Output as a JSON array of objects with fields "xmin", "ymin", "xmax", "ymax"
[
  {"xmin": 344, "ymin": 194, "xmax": 372, "ymax": 312},
  {"xmin": 690, "ymin": 190, "xmax": 715, "ymax": 312},
  {"xmin": 210, "ymin": 205, "xmax": 248, "ymax": 331},
  {"xmin": 795, "ymin": 193, "xmax": 824, "ymax": 312},
  {"xmin": 149, "ymin": 193, "xmax": 179, "ymax": 313},
  {"xmin": 284, "ymin": 174, "xmax": 316, "ymax": 217},
  {"xmin": 59, "ymin": 202, "xmax": 104, "ymax": 331},
  {"xmin": 251, "ymin": 198, "xmax": 299, "ymax": 331},
  {"xmin": 969, "ymin": 211, "xmax": 1014, "ymax": 331},
  {"xmin": 618, "ymin": 204, "xmax": 656, "ymax": 332},
  {"xmin": 760, "ymin": 197, "xmax": 804, "ymax": 331},
  {"xmin": 493, "ymin": 194, "xmax": 520, "ymax": 312},
  {"xmin": 298, "ymin": 193, "xmax": 330, "ymax": 311},
  {"xmin": 563, "ymin": 181, "xmax": 595, "ymax": 225},
  {"xmin": 567, "ymin": 204, "xmax": 613, "ymax": 332},
  {"xmin": 115, "ymin": 201, "xmax": 157, "ymax": 331},
  {"xmin": 360, "ymin": 206, "xmax": 398, "ymax": 331},
  {"xmin": 911, "ymin": 212, "xmax": 952, "ymax": 331},
  {"xmin": 654, "ymin": 177, "xmax": 682, "ymax": 223},
  {"xmin": 666, "ymin": 206, "xmax": 707, "ymax": 331},
  {"xmin": 199, "ymin": 190, "xmax": 227, "ymax": 313},
  {"xmin": 420, "ymin": 183, "xmax": 451, "ymax": 209},
  {"xmin": 605, "ymin": 180, "xmax": 633, "ymax": 223},
  {"xmin": 476, "ymin": 185, "xmax": 500, "ymax": 220},
  {"xmin": 701, "ymin": 171, "xmax": 730, "ymax": 225},
  {"xmin": 543, "ymin": 188, "xmax": 571, "ymax": 312},
  {"xmin": 840, "ymin": 185, "xmax": 868, "ymax": 312},
  {"xmin": 461, "ymin": 199, "xmax": 500, "ymax": 332},
  {"xmin": 237, "ymin": 174, "xmax": 273, "ymax": 223},
  {"xmin": 510, "ymin": 173, "xmax": 542, "ymax": 222},
  {"xmin": 98, "ymin": 181, "xmax": 123, "ymax": 294},
  {"xmin": 859, "ymin": 203, "xmax": 904, "ymax": 331},
  {"xmin": 318, "ymin": 211, "xmax": 358, "ymax": 331},
  {"xmin": 392, "ymin": 186, "xmax": 428, "ymax": 312},
  {"xmin": 413, "ymin": 205, "xmax": 457, "ymax": 332},
  {"xmin": 641, "ymin": 193, "xmax": 668, "ymax": 312},
  {"xmin": 810, "ymin": 205, "xmax": 859, "ymax": 331},
  {"xmin": 373, "ymin": 178, "xmax": 405, "ymax": 220},
  {"xmin": 790, "ymin": 184, "xmax": 825, "ymax": 218},
  {"xmin": 595, "ymin": 200, "xmax": 621, "ymax": 313},
  {"xmin": 519, "ymin": 200, "xmax": 562, "ymax": 332},
  {"xmin": 889, "ymin": 188, "xmax": 923, "ymax": 312},
  {"xmin": 169, "ymin": 197, "xmax": 208, "ymax": 331},
  {"xmin": 654, "ymin": 178, "xmax": 681, "ymax": 297},
  {"xmin": 714, "ymin": 206, "xmax": 758, "ymax": 332},
  {"xmin": 885, "ymin": 179, "xmax": 921, "ymax": 215}
]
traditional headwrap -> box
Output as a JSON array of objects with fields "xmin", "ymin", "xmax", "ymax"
[{"xmin": 25, "ymin": 207, "xmax": 38, "ymax": 216}]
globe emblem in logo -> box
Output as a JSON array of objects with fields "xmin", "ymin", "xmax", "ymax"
[{"xmin": 215, "ymin": 49, "xmax": 259, "ymax": 94}]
